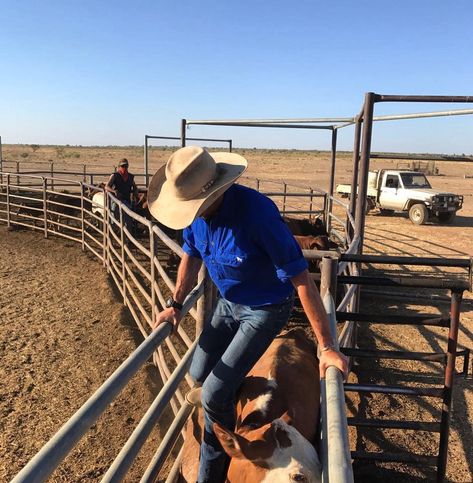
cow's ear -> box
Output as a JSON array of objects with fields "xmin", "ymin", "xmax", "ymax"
[
  {"xmin": 280, "ymin": 410, "xmax": 294, "ymax": 426},
  {"xmin": 213, "ymin": 423, "xmax": 245, "ymax": 459}
]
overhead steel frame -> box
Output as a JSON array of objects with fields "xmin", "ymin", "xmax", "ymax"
[
  {"xmin": 181, "ymin": 102, "xmax": 473, "ymax": 251},
  {"xmin": 352, "ymin": 94, "xmax": 473, "ymax": 252},
  {"xmin": 144, "ymin": 134, "xmax": 233, "ymax": 186},
  {"xmin": 180, "ymin": 117, "xmax": 344, "ymax": 233},
  {"xmin": 181, "ymin": 97, "xmax": 473, "ymax": 481}
]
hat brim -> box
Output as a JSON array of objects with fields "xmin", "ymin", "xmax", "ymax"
[{"xmin": 148, "ymin": 152, "xmax": 247, "ymax": 230}]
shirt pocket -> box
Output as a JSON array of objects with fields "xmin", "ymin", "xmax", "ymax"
[
  {"xmin": 195, "ymin": 240, "xmax": 209, "ymax": 258},
  {"xmin": 215, "ymin": 251, "xmax": 248, "ymax": 281}
]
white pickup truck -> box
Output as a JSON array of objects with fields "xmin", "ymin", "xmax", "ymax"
[{"xmin": 336, "ymin": 170, "xmax": 463, "ymax": 225}]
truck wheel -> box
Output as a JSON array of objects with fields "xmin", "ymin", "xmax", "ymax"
[
  {"xmin": 438, "ymin": 212, "xmax": 456, "ymax": 224},
  {"xmin": 409, "ymin": 203, "xmax": 429, "ymax": 225},
  {"xmin": 366, "ymin": 198, "xmax": 376, "ymax": 214}
]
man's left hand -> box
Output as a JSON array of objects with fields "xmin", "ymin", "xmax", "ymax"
[{"xmin": 319, "ymin": 349, "xmax": 349, "ymax": 379}]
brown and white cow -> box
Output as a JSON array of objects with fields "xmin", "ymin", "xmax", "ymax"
[{"xmin": 180, "ymin": 328, "xmax": 321, "ymax": 483}]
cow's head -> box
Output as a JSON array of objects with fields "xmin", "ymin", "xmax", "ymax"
[{"xmin": 214, "ymin": 415, "xmax": 321, "ymax": 483}]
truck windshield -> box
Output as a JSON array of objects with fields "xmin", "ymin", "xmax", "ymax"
[{"xmin": 400, "ymin": 173, "xmax": 431, "ymax": 189}]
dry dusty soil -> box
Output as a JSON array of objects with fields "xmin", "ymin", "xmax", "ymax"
[{"xmin": 1, "ymin": 145, "xmax": 472, "ymax": 482}]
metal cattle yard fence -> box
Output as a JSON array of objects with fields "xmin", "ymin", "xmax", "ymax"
[
  {"xmin": 1, "ymin": 92, "xmax": 473, "ymax": 482},
  {"xmin": 0, "ymin": 167, "xmax": 357, "ymax": 482}
]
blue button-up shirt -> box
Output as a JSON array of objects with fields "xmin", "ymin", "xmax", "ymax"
[{"xmin": 182, "ymin": 185, "xmax": 308, "ymax": 306}]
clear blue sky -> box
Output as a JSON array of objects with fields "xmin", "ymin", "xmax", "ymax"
[{"xmin": 1, "ymin": 0, "xmax": 473, "ymax": 153}]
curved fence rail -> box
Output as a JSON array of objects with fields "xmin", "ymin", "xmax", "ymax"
[{"xmin": 0, "ymin": 170, "xmax": 358, "ymax": 481}]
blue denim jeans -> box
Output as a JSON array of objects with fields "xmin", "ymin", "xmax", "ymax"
[
  {"xmin": 111, "ymin": 200, "xmax": 133, "ymax": 234},
  {"xmin": 189, "ymin": 294, "xmax": 294, "ymax": 483}
]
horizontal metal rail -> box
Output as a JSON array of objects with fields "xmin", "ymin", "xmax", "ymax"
[
  {"xmin": 340, "ymin": 253, "xmax": 472, "ymax": 268},
  {"xmin": 337, "ymin": 274, "xmax": 469, "ymax": 291},
  {"xmin": 101, "ymin": 339, "xmax": 199, "ymax": 482},
  {"xmin": 351, "ymin": 451, "xmax": 438, "ymax": 465},
  {"xmin": 140, "ymin": 403, "xmax": 194, "ymax": 483},
  {"xmin": 344, "ymin": 383, "xmax": 444, "ymax": 398},
  {"xmin": 336, "ymin": 311, "xmax": 450, "ymax": 327},
  {"xmin": 342, "ymin": 348, "xmax": 447, "ymax": 362},
  {"xmin": 347, "ymin": 418, "xmax": 441, "ymax": 432},
  {"xmin": 11, "ymin": 323, "xmax": 173, "ymax": 483}
]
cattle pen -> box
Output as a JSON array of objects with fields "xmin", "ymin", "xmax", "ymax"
[{"xmin": 1, "ymin": 92, "xmax": 472, "ymax": 482}]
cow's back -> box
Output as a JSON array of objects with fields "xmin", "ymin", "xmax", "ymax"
[{"xmin": 237, "ymin": 328, "xmax": 319, "ymax": 442}]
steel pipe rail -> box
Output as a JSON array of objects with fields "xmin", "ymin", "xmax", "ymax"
[
  {"xmin": 320, "ymin": 292, "xmax": 354, "ymax": 483},
  {"xmin": 340, "ymin": 253, "xmax": 472, "ymax": 268},
  {"xmin": 139, "ymin": 402, "xmax": 194, "ymax": 483},
  {"xmin": 101, "ymin": 339, "xmax": 199, "ymax": 482},
  {"xmin": 11, "ymin": 323, "xmax": 173, "ymax": 483}
]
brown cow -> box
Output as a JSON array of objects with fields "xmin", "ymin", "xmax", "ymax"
[
  {"xmin": 180, "ymin": 329, "xmax": 321, "ymax": 483},
  {"xmin": 293, "ymin": 235, "xmax": 330, "ymax": 273},
  {"xmin": 293, "ymin": 235, "xmax": 330, "ymax": 251}
]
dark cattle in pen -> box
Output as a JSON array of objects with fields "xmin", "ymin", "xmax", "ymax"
[
  {"xmin": 179, "ymin": 328, "xmax": 322, "ymax": 483},
  {"xmin": 282, "ymin": 216, "xmax": 328, "ymax": 238},
  {"xmin": 47, "ymin": 191, "xmax": 85, "ymax": 232},
  {"xmin": 293, "ymin": 233, "xmax": 331, "ymax": 273}
]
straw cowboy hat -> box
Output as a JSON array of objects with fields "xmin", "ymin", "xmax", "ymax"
[{"xmin": 148, "ymin": 146, "xmax": 248, "ymax": 229}]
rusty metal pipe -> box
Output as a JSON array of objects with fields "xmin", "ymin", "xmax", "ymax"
[{"xmin": 437, "ymin": 290, "xmax": 463, "ymax": 482}]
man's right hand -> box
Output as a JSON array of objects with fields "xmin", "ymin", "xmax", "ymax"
[{"xmin": 152, "ymin": 307, "xmax": 182, "ymax": 334}]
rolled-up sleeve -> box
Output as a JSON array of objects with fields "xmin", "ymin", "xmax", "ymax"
[
  {"xmin": 256, "ymin": 208, "xmax": 308, "ymax": 283},
  {"xmin": 182, "ymin": 226, "xmax": 202, "ymax": 259}
]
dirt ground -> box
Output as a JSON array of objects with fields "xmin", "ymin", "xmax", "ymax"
[
  {"xmin": 0, "ymin": 228, "xmax": 172, "ymax": 482},
  {"xmin": 1, "ymin": 144, "xmax": 472, "ymax": 481}
]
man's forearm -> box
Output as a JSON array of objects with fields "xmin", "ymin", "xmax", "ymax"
[
  {"xmin": 291, "ymin": 270, "xmax": 334, "ymax": 348},
  {"xmin": 173, "ymin": 253, "xmax": 203, "ymax": 304}
]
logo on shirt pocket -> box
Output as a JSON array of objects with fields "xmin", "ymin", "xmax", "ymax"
[{"xmin": 216, "ymin": 253, "xmax": 247, "ymax": 281}]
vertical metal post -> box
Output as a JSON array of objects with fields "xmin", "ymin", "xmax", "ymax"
[
  {"xmin": 82, "ymin": 164, "xmax": 86, "ymax": 182},
  {"xmin": 309, "ymin": 188, "xmax": 314, "ymax": 219},
  {"xmin": 0, "ymin": 135, "xmax": 3, "ymax": 172},
  {"xmin": 103, "ymin": 192, "xmax": 109, "ymax": 270},
  {"xmin": 180, "ymin": 119, "xmax": 187, "ymax": 147},
  {"xmin": 16, "ymin": 161, "xmax": 20, "ymax": 186},
  {"xmin": 322, "ymin": 194, "xmax": 328, "ymax": 229},
  {"xmin": 326, "ymin": 129, "xmax": 338, "ymax": 234},
  {"xmin": 6, "ymin": 173, "xmax": 11, "ymax": 228},
  {"xmin": 119, "ymin": 204, "xmax": 126, "ymax": 303},
  {"xmin": 50, "ymin": 163, "xmax": 54, "ymax": 191},
  {"xmin": 149, "ymin": 224, "xmax": 157, "ymax": 325},
  {"xmin": 144, "ymin": 135, "xmax": 149, "ymax": 187},
  {"xmin": 229, "ymin": 140, "xmax": 232, "ymax": 152},
  {"xmin": 348, "ymin": 116, "xmax": 363, "ymax": 316},
  {"xmin": 348, "ymin": 117, "xmax": 362, "ymax": 239},
  {"xmin": 320, "ymin": 256, "xmax": 338, "ymax": 301},
  {"xmin": 282, "ymin": 182, "xmax": 287, "ymax": 214},
  {"xmin": 353, "ymin": 92, "xmax": 377, "ymax": 253},
  {"xmin": 437, "ymin": 290, "xmax": 463, "ymax": 482},
  {"xmin": 256, "ymin": 178, "xmax": 260, "ymax": 192},
  {"xmin": 42, "ymin": 178, "xmax": 48, "ymax": 238},
  {"xmin": 80, "ymin": 183, "xmax": 85, "ymax": 251}
]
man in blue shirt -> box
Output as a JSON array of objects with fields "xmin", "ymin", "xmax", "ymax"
[{"xmin": 149, "ymin": 146, "xmax": 348, "ymax": 483}]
